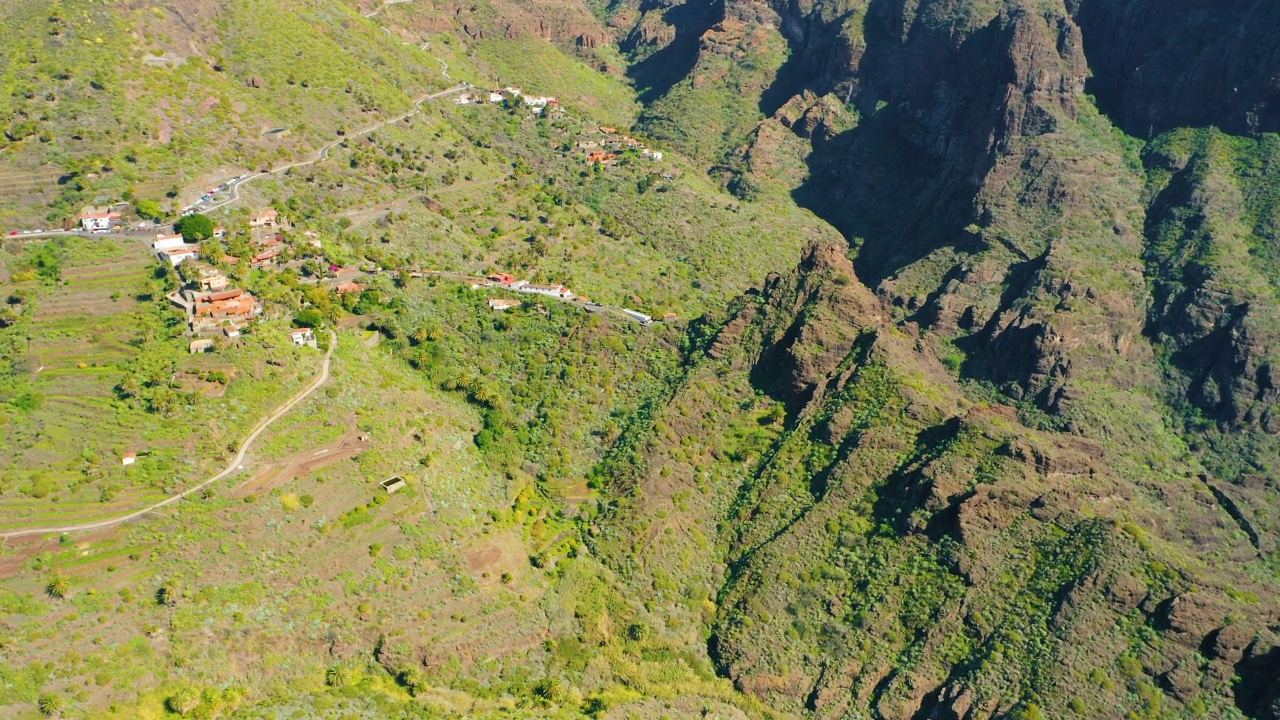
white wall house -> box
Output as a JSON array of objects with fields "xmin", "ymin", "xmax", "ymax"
[{"xmin": 153, "ymin": 234, "xmax": 186, "ymax": 251}]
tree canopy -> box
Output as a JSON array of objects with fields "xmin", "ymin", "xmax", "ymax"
[
  {"xmin": 175, "ymin": 213, "xmax": 215, "ymax": 241},
  {"xmin": 135, "ymin": 199, "xmax": 165, "ymax": 222}
]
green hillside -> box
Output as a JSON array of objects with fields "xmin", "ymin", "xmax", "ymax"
[{"xmin": 3, "ymin": 0, "xmax": 1280, "ymax": 719}]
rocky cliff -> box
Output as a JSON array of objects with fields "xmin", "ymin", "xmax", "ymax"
[
  {"xmin": 1072, "ymin": 0, "xmax": 1280, "ymax": 137},
  {"xmin": 596, "ymin": 240, "xmax": 1280, "ymax": 719},
  {"xmin": 595, "ymin": 0, "xmax": 1280, "ymax": 717}
]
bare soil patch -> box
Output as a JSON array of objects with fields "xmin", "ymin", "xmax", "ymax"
[{"xmin": 230, "ymin": 429, "xmax": 371, "ymax": 497}]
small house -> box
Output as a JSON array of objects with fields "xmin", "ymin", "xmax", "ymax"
[
  {"xmin": 487, "ymin": 272, "xmax": 516, "ymax": 285},
  {"xmin": 223, "ymin": 325, "xmax": 243, "ymax": 339},
  {"xmin": 488, "ymin": 298, "xmax": 521, "ymax": 311},
  {"xmin": 213, "ymin": 225, "xmax": 227, "ymax": 238},
  {"xmin": 250, "ymin": 246, "xmax": 283, "ymax": 268},
  {"xmin": 289, "ymin": 327, "xmax": 314, "ymax": 346},
  {"xmin": 161, "ymin": 247, "xmax": 200, "ymax": 266},
  {"xmin": 122, "ymin": 451, "xmax": 137, "ymax": 466},
  {"xmin": 189, "ymin": 338, "xmax": 215, "ymax": 354},
  {"xmin": 380, "ymin": 476, "xmax": 407, "ymax": 494},
  {"xmin": 250, "ymin": 208, "xmax": 280, "ymax": 229},
  {"xmin": 153, "ymin": 234, "xmax": 187, "ymax": 251},
  {"xmin": 522, "ymin": 283, "xmax": 574, "ymax": 300},
  {"xmin": 198, "ymin": 273, "xmax": 230, "ymax": 292},
  {"xmin": 663, "ymin": 312, "xmax": 679, "ymax": 321},
  {"xmin": 81, "ymin": 211, "xmax": 120, "ymax": 232},
  {"xmin": 336, "ymin": 281, "xmax": 365, "ymax": 295}
]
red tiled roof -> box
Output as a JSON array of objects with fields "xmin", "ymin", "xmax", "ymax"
[{"xmin": 196, "ymin": 289, "xmax": 244, "ymax": 303}]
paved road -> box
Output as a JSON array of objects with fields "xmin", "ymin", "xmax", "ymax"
[
  {"xmin": 2, "ymin": 228, "xmax": 156, "ymax": 241},
  {"xmin": 0, "ymin": 329, "xmax": 338, "ymax": 540}
]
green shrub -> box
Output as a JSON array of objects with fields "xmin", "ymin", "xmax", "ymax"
[{"xmin": 175, "ymin": 214, "xmax": 215, "ymax": 241}]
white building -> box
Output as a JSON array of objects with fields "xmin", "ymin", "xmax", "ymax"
[
  {"xmin": 289, "ymin": 327, "xmax": 315, "ymax": 346},
  {"xmin": 161, "ymin": 247, "xmax": 199, "ymax": 266},
  {"xmin": 488, "ymin": 298, "xmax": 521, "ymax": 311},
  {"xmin": 520, "ymin": 283, "xmax": 574, "ymax": 300},
  {"xmin": 81, "ymin": 211, "xmax": 119, "ymax": 232},
  {"xmin": 153, "ymin": 234, "xmax": 186, "ymax": 251}
]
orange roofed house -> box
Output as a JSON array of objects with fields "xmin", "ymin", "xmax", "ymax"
[
  {"xmin": 250, "ymin": 208, "xmax": 280, "ymax": 229},
  {"xmin": 191, "ymin": 289, "xmax": 262, "ymax": 333},
  {"xmin": 335, "ymin": 281, "xmax": 365, "ymax": 295}
]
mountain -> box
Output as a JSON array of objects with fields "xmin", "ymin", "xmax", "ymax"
[
  {"xmin": 2, "ymin": 0, "xmax": 1280, "ymax": 719},
  {"xmin": 595, "ymin": 0, "xmax": 1280, "ymax": 717}
]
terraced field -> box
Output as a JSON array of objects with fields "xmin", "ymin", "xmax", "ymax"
[{"xmin": 0, "ymin": 236, "xmax": 320, "ymax": 531}]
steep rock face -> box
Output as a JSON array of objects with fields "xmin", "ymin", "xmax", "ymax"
[
  {"xmin": 622, "ymin": 0, "xmax": 1280, "ymax": 434},
  {"xmin": 596, "ymin": 242, "xmax": 1277, "ymax": 719},
  {"xmin": 748, "ymin": 242, "xmax": 887, "ymax": 406},
  {"xmin": 1071, "ymin": 0, "xmax": 1280, "ymax": 137},
  {"xmin": 598, "ymin": 1, "xmax": 1280, "ymax": 717},
  {"xmin": 372, "ymin": 0, "xmax": 609, "ymax": 46},
  {"xmin": 1142, "ymin": 131, "xmax": 1280, "ymax": 430}
]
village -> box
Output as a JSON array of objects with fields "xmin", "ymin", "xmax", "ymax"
[
  {"xmin": 452, "ymin": 86, "xmax": 667, "ymax": 168},
  {"xmin": 32, "ymin": 76, "xmax": 683, "ymax": 364},
  {"xmin": 73, "ymin": 197, "xmax": 674, "ymax": 360}
]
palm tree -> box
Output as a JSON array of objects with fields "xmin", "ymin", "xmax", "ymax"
[
  {"xmin": 325, "ymin": 665, "xmax": 352, "ymax": 688},
  {"xmin": 626, "ymin": 622, "xmax": 650, "ymax": 642},
  {"xmin": 165, "ymin": 687, "xmax": 199, "ymax": 716},
  {"xmin": 45, "ymin": 577, "xmax": 69, "ymax": 600},
  {"xmin": 37, "ymin": 693, "xmax": 63, "ymax": 716},
  {"xmin": 534, "ymin": 677, "xmax": 563, "ymax": 702}
]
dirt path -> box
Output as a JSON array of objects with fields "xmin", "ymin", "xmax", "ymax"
[{"xmin": 0, "ymin": 329, "xmax": 338, "ymax": 540}]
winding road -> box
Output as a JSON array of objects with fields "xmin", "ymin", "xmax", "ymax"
[
  {"xmin": 197, "ymin": 85, "xmax": 466, "ymax": 215},
  {"xmin": 0, "ymin": 329, "xmax": 338, "ymax": 540}
]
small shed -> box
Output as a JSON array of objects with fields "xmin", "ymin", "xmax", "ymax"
[
  {"xmin": 189, "ymin": 338, "xmax": 215, "ymax": 354},
  {"xmin": 122, "ymin": 451, "xmax": 137, "ymax": 466},
  {"xmin": 380, "ymin": 476, "xmax": 407, "ymax": 494}
]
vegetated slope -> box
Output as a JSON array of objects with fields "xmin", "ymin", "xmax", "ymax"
[
  {"xmin": 0, "ymin": 0, "xmax": 633, "ymax": 227},
  {"xmin": 0, "ymin": 3, "xmax": 852, "ymax": 719},
  {"xmin": 5, "ymin": 0, "xmax": 1280, "ymax": 719},
  {"xmin": 590, "ymin": 0, "xmax": 1280, "ymax": 717},
  {"xmin": 0, "ymin": 0, "xmax": 447, "ymax": 224}
]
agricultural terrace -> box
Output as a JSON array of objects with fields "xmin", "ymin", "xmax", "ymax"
[{"xmin": 0, "ymin": 236, "xmax": 320, "ymax": 531}]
